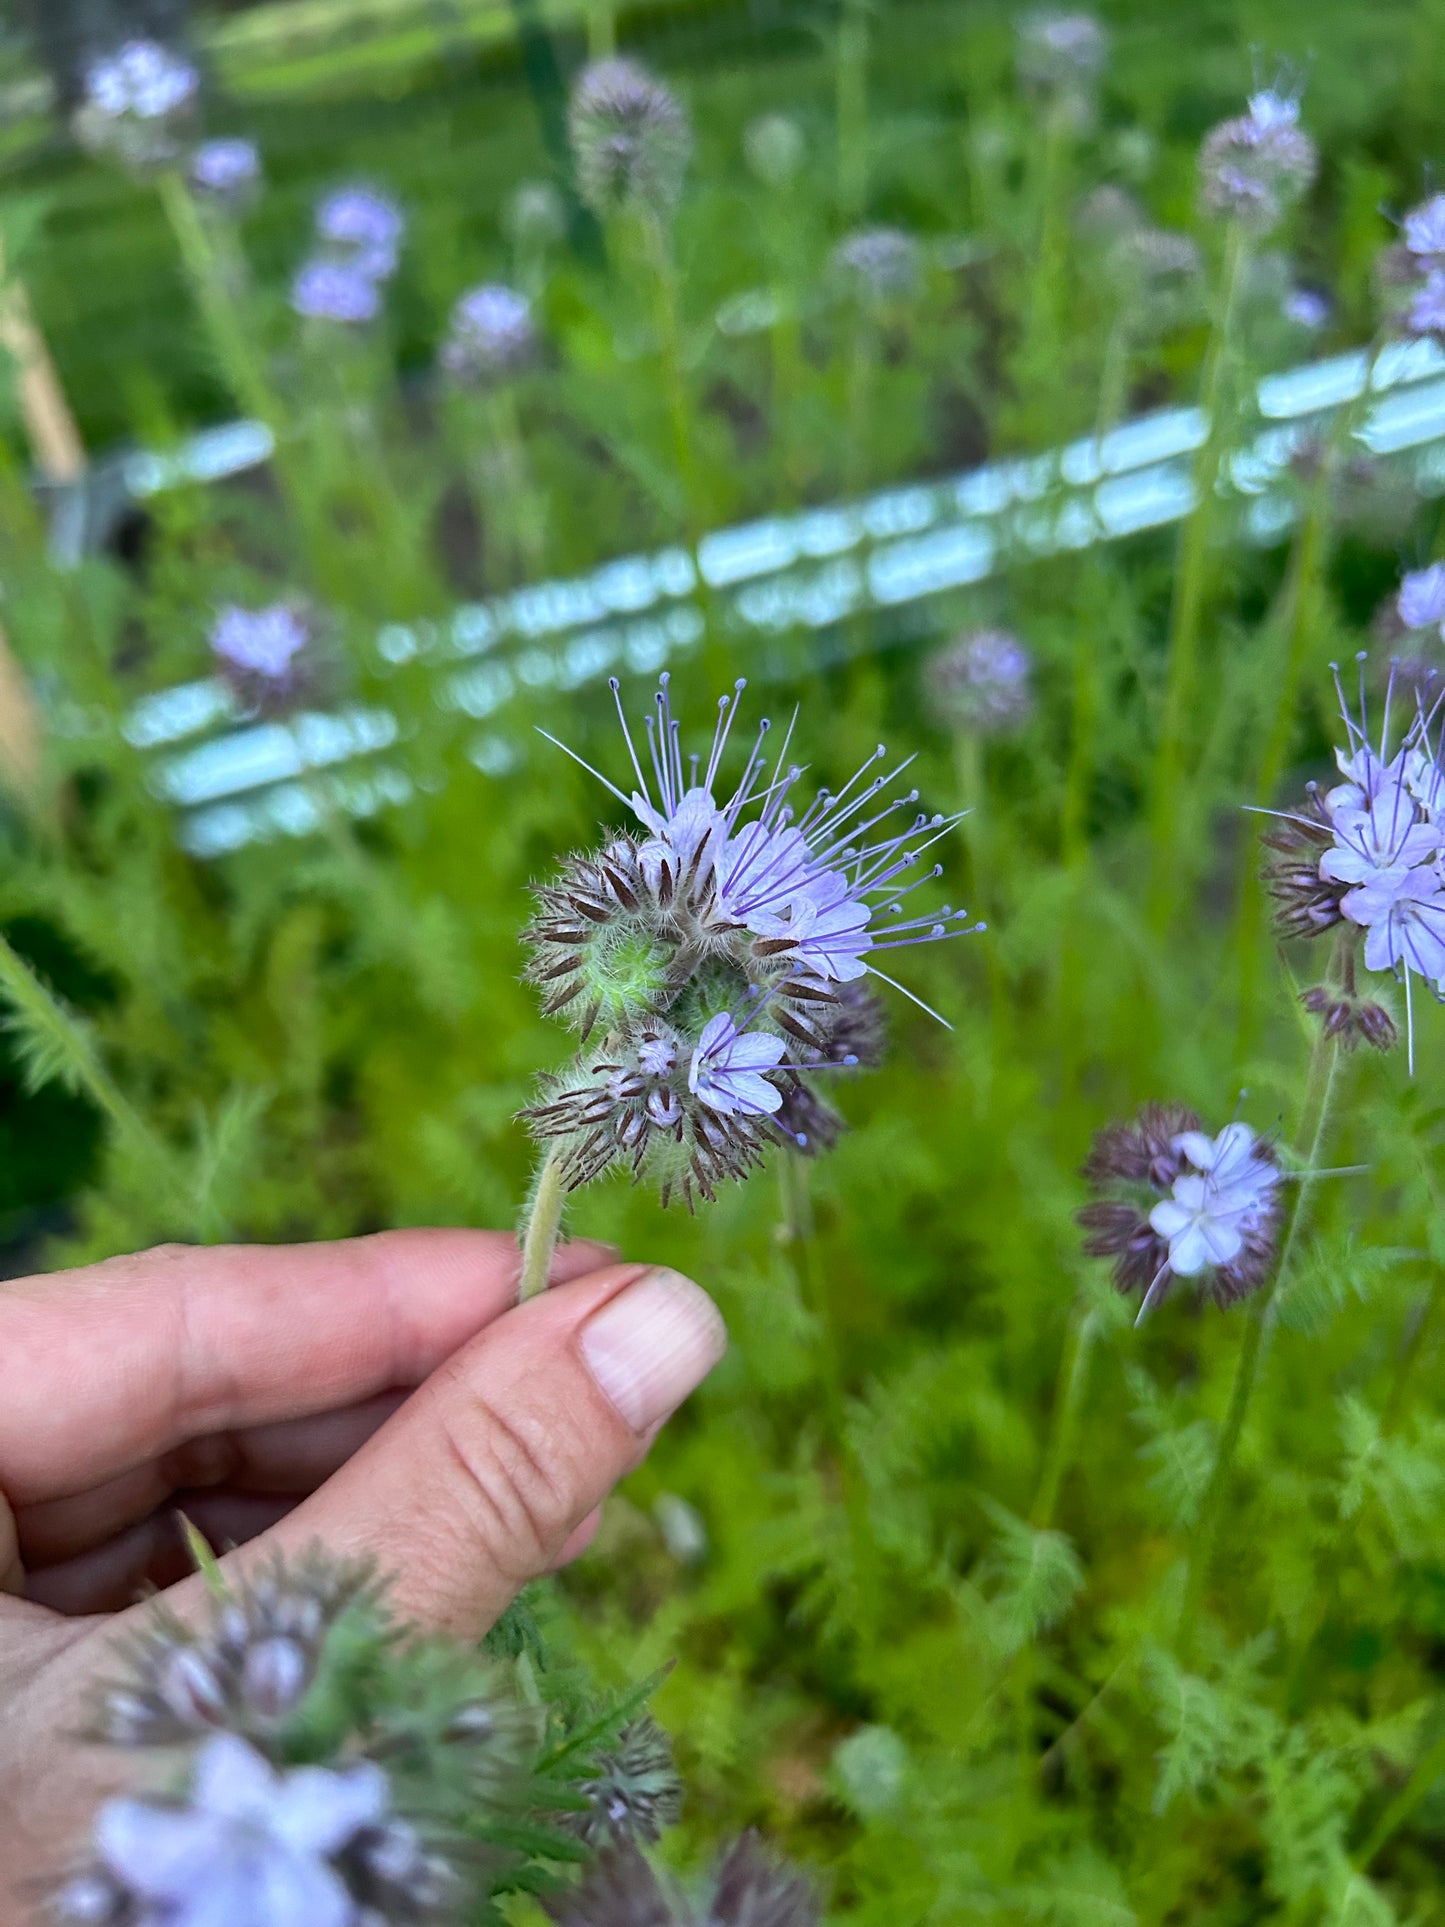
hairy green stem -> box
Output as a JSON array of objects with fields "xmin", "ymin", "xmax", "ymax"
[
  {"xmin": 1148, "ymin": 221, "xmax": 1250, "ymax": 928},
  {"xmin": 643, "ymin": 215, "xmax": 724, "ymax": 683},
  {"xmin": 1032, "ymin": 1305, "xmax": 1099, "ymax": 1530},
  {"xmin": 519, "ymin": 1149, "xmax": 567, "ymax": 1302},
  {"xmin": 1177, "ymin": 1027, "xmax": 1342, "ymax": 1657},
  {"xmin": 835, "ymin": 0, "xmax": 870, "ymax": 221},
  {"xmin": 779, "ymin": 1152, "xmax": 878, "ymax": 1642}
]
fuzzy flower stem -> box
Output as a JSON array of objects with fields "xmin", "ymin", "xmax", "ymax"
[
  {"xmin": 834, "ymin": 0, "xmax": 870, "ymax": 221},
  {"xmin": 156, "ymin": 169, "xmax": 275, "ymax": 427},
  {"xmin": 640, "ymin": 215, "xmax": 725, "ymax": 684},
  {"xmin": 156, "ymin": 169, "xmax": 328, "ymax": 581},
  {"xmin": 519, "ymin": 1149, "xmax": 568, "ymax": 1302},
  {"xmin": 1149, "ymin": 219, "xmax": 1251, "ymax": 930},
  {"xmin": 778, "ymin": 1151, "xmax": 879, "ymax": 1643},
  {"xmin": 1176, "ymin": 1026, "xmax": 1342, "ymax": 1658},
  {"xmin": 1016, "ymin": 101, "xmax": 1074, "ymax": 419},
  {"xmin": 1031, "ymin": 1302, "xmax": 1099, "ymax": 1530}
]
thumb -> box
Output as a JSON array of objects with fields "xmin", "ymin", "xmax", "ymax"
[{"xmin": 233, "ymin": 1263, "xmax": 725, "ymax": 1636}]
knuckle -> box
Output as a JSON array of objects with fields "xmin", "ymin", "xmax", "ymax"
[{"xmin": 434, "ymin": 1386, "xmax": 586, "ymax": 1582}]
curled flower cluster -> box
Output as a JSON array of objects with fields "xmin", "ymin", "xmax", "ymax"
[
  {"xmin": 1383, "ymin": 192, "xmax": 1445, "ymax": 344},
  {"xmin": 440, "ymin": 284, "xmax": 538, "ymax": 385},
  {"xmin": 523, "ymin": 677, "xmax": 972, "ymax": 1206},
  {"xmin": 831, "ymin": 227, "xmax": 922, "ymax": 305},
  {"xmin": 49, "ymin": 1550, "xmax": 553, "ymax": 1927},
  {"xmin": 568, "ymin": 59, "xmax": 693, "ymax": 219},
  {"xmin": 87, "ymin": 1552, "xmax": 373, "ymax": 1748},
  {"xmin": 1198, "ymin": 88, "xmax": 1317, "ymax": 232},
  {"xmin": 548, "ymin": 1835, "xmax": 817, "ymax": 1927},
  {"xmin": 926, "ymin": 629, "xmax": 1034, "ymax": 736},
  {"xmin": 566, "ymin": 1715, "xmax": 684, "ymax": 1849},
  {"xmin": 1261, "ymin": 658, "xmax": 1445, "ymax": 1061},
  {"xmin": 1078, "ymin": 1108, "xmax": 1283, "ymax": 1321},
  {"xmin": 292, "ymin": 186, "xmax": 405, "ymax": 324},
  {"xmin": 209, "ymin": 602, "xmax": 315, "ymax": 713},
  {"xmin": 190, "ymin": 137, "xmax": 262, "ymax": 210},
  {"xmin": 74, "ymin": 38, "xmax": 200, "ymax": 173}
]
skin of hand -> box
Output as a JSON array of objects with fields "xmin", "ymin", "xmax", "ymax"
[{"xmin": 0, "ymin": 1230, "xmax": 726, "ymax": 1903}]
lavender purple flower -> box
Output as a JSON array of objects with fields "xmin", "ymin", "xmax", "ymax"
[
  {"xmin": 1403, "ymin": 192, "xmax": 1445, "ymax": 267},
  {"xmin": 91, "ymin": 1734, "xmax": 394, "ymax": 1927},
  {"xmin": 74, "ymin": 39, "xmax": 199, "ymax": 172},
  {"xmin": 190, "ymin": 138, "xmax": 261, "ymax": 209},
  {"xmin": 568, "ymin": 59, "xmax": 693, "ymax": 219},
  {"xmin": 522, "ymin": 677, "xmax": 975, "ymax": 1204},
  {"xmin": 210, "ymin": 602, "xmax": 315, "ymax": 712},
  {"xmin": 1260, "ymin": 656, "xmax": 1445, "ymax": 1064},
  {"xmin": 1079, "ymin": 1108, "xmax": 1283, "ymax": 1321},
  {"xmin": 926, "ymin": 629, "xmax": 1034, "ymax": 735},
  {"xmin": 565, "ymin": 1715, "xmax": 684, "ymax": 1849},
  {"xmin": 291, "ymin": 258, "xmax": 383, "ymax": 325},
  {"xmin": 1198, "ymin": 88, "xmax": 1317, "ymax": 232},
  {"xmin": 1398, "ymin": 564, "xmax": 1445, "ymax": 639},
  {"xmin": 441, "ymin": 284, "xmax": 538, "ymax": 385},
  {"xmin": 315, "ymin": 186, "xmax": 405, "ymax": 281}
]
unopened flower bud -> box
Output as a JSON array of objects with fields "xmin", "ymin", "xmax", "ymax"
[
  {"xmin": 1300, "ymin": 986, "xmax": 1398, "ymax": 1052},
  {"xmin": 744, "ymin": 113, "xmax": 806, "ymax": 187},
  {"xmin": 241, "ymin": 1635, "xmax": 310, "ymax": 1719},
  {"xmin": 158, "ymin": 1645, "xmax": 228, "ymax": 1727},
  {"xmin": 568, "ymin": 58, "xmax": 692, "ymax": 219}
]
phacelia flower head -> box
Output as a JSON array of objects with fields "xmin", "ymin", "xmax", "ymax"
[
  {"xmin": 1079, "ymin": 1106, "xmax": 1283, "ymax": 1321},
  {"xmin": 566, "ymin": 1715, "xmax": 684, "ymax": 1850},
  {"xmin": 88, "ymin": 1550, "xmax": 374, "ymax": 1749},
  {"xmin": 315, "ymin": 185, "xmax": 405, "ymax": 281},
  {"xmin": 831, "ymin": 226, "xmax": 922, "ymax": 305},
  {"xmin": 925, "ymin": 628, "xmax": 1034, "ymax": 735},
  {"xmin": 74, "ymin": 39, "xmax": 199, "ymax": 172},
  {"xmin": 1399, "ymin": 564, "xmax": 1445, "ymax": 638},
  {"xmin": 441, "ymin": 283, "xmax": 538, "ymax": 385},
  {"xmin": 84, "ymin": 1731, "xmax": 405, "ymax": 1927},
  {"xmin": 1016, "ymin": 12, "xmax": 1109, "ymax": 99},
  {"xmin": 568, "ymin": 58, "xmax": 692, "ymax": 220},
  {"xmin": 291, "ymin": 257, "xmax": 383, "ymax": 325},
  {"xmin": 210, "ymin": 601, "xmax": 315, "ymax": 713},
  {"xmin": 548, "ymin": 1835, "xmax": 817, "ymax": 1927},
  {"xmin": 1260, "ymin": 654, "xmax": 1445, "ymax": 1067},
  {"xmin": 523, "ymin": 677, "xmax": 976, "ymax": 1205},
  {"xmin": 1198, "ymin": 86, "xmax": 1317, "ymax": 232},
  {"xmin": 190, "ymin": 137, "xmax": 261, "ymax": 209}
]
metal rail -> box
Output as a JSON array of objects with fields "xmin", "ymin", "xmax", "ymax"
[{"xmin": 58, "ymin": 335, "xmax": 1445, "ymax": 857}]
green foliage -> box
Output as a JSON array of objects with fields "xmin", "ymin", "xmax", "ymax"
[{"xmin": 11, "ymin": 0, "xmax": 1445, "ymax": 1920}]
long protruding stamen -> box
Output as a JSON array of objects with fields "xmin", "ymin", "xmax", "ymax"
[
  {"xmin": 704, "ymin": 680, "xmax": 748, "ymax": 794},
  {"xmin": 609, "ymin": 676, "xmax": 653, "ymax": 806}
]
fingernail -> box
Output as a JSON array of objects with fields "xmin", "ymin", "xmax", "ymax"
[{"xmin": 580, "ymin": 1268, "xmax": 727, "ymax": 1432}]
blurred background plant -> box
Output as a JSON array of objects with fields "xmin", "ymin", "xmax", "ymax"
[{"xmin": 7, "ymin": 0, "xmax": 1445, "ymax": 1919}]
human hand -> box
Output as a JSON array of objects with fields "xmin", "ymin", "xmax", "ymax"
[{"xmin": 0, "ymin": 1231, "xmax": 725, "ymax": 1900}]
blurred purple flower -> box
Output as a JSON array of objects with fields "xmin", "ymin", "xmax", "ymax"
[
  {"xmin": 190, "ymin": 138, "xmax": 261, "ymax": 208},
  {"xmin": 441, "ymin": 284, "xmax": 537, "ymax": 384},
  {"xmin": 291, "ymin": 258, "xmax": 382, "ymax": 324},
  {"xmin": 94, "ymin": 1733, "xmax": 388, "ymax": 1927}
]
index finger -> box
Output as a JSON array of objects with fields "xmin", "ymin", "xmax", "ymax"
[{"xmin": 0, "ymin": 1230, "xmax": 612, "ymax": 1506}]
